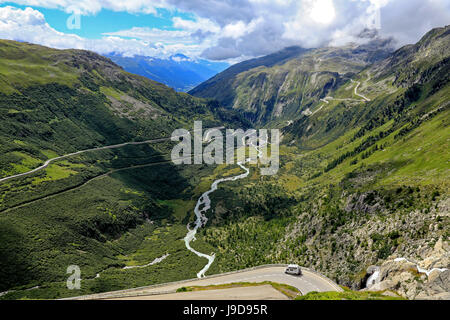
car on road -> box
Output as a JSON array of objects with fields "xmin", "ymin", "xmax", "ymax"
[{"xmin": 285, "ymin": 264, "xmax": 302, "ymax": 275}]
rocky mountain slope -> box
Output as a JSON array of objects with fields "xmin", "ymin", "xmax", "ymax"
[
  {"xmin": 0, "ymin": 40, "xmax": 248, "ymax": 175},
  {"xmin": 0, "ymin": 26, "xmax": 448, "ymax": 300},
  {"xmin": 372, "ymin": 26, "xmax": 450, "ymax": 88},
  {"xmin": 190, "ymin": 39, "xmax": 394, "ymax": 124},
  {"xmin": 193, "ymin": 26, "xmax": 449, "ymax": 299},
  {"xmin": 364, "ymin": 236, "xmax": 449, "ymax": 300}
]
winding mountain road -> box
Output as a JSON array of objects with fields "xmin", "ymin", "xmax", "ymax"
[
  {"xmin": 351, "ymin": 79, "xmax": 371, "ymax": 102},
  {"xmin": 65, "ymin": 265, "xmax": 343, "ymax": 300},
  {"xmin": 0, "ymin": 127, "xmax": 224, "ymax": 184},
  {"xmin": 3, "ymin": 127, "xmax": 343, "ymax": 300},
  {"xmin": 301, "ymin": 76, "xmax": 371, "ymax": 117}
]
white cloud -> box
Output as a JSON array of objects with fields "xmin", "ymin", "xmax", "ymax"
[
  {"xmin": 0, "ymin": 6, "xmax": 174, "ymax": 57},
  {"xmin": 310, "ymin": 0, "xmax": 336, "ymax": 24},
  {"xmin": 166, "ymin": 0, "xmax": 450, "ymax": 60},
  {"xmin": 0, "ymin": 1, "xmax": 449, "ymax": 62},
  {"xmin": 104, "ymin": 27, "xmax": 193, "ymax": 44},
  {"xmin": 172, "ymin": 16, "xmax": 220, "ymax": 33},
  {"xmin": 378, "ymin": 0, "xmax": 450, "ymax": 46},
  {"xmin": 222, "ymin": 18, "xmax": 263, "ymax": 39},
  {"xmin": 0, "ymin": 0, "xmax": 165, "ymax": 15}
]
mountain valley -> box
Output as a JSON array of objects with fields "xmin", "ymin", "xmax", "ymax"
[{"xmin": 0, "ymin": 25, "xmax": 449, "ymax": 300}]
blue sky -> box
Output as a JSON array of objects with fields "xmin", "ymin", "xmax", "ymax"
[
  {"xmin": 0, "ymin": 1, "xmax": 449, "ymax": 63},
  {"xmin": 1, "ymin": 1, "xmax": 194, "ymax": 39}
]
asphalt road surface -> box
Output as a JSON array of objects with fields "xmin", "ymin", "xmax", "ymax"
[
  {"xmin": 69, "ymin": 265, "xmax": 342, "ymax": 300},
  {"xmin": 114, "ymin": 285, "xmax": 289, "ymax": 300}
]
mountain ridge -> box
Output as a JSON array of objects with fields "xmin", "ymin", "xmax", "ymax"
[
  {"xmin": 188, "ymin": 28, "xmax": 448, "ymax": 126},
  {"xmin": 0, "ymin": 26, "xmax": 448, "ymax": 300},
  {"xmin": 107, "ymin": 53, "xmax": 229, "ymax": 92},
  {"xmin": 189, "ymin": 38, "xmax": 398, "ymax": 124}
]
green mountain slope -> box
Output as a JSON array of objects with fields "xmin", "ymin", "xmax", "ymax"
[
  {"xmin": 189, "ymin": 46, "xmax": 310, "ymax": 110},
  {"xmin": 188, "ymin": 27, "xmax": 449, "ymax": 299},
  {"xmin": 373, "ymin": 26, "xmax": 450, "ymax": 88},
  {"xmin": 0, "ymin": 40, "xmax": 250, "ymax": 180},
  {"xmin": 0, "ymin": 25, "xmax": 448, "ymax": 300},
  {"xmin": 0, "ymin": 40, "xmax": 247, "ymax": 298},
  {"xmin": 284, "ymin": 26, "xmax": 450, "ymax": 148},
  {"xmin": 189, "ymin": 39, "xmax": 393, "ymax": 124}
]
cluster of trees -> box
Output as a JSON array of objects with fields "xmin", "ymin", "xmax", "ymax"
[
  {"xmin": 352, "ymin": 84, "xmax": 424, "ymax": 141},
  {"xmin": 325, "ymin": 130, "xmax": 391, "ymax": 172}
]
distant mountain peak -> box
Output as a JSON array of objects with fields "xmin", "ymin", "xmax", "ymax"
[
  {"xmin": 358, "ymin": 28, "xmax": 379, "ymax": 39},
  {"xmin": 105, "ymin": 53, "xmax": 229, "ymax": 92}
]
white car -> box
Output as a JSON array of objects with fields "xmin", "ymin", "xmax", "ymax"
[{"xmin": 285, "ymin": 264, "xmax": 302, "ymax": 275}]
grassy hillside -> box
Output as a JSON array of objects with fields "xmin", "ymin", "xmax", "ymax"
[
  {"xmin": 190, "ymin": 40, "xmax": 394, "ymax": 124},
  {"xmin": 187, "ymin": 27, "xmax": 449, "ymax": 294},
  {"xmin": 0, "ymin": 40, "xmax": 246, "ymax": 299},
  {"xmin": 296, "ymin": 287, "xmax": 404, "ymax": 300},
  {"xmin": 0, "ymin": 25, "xmax": 448, "ymax": 300},
  {"xmin": 194, "ymin": 86, "xmax": 448, "ymax": 292},
  {"xmin": 189, "ymin": 46, "xmax": 310, "ymax": 107}
]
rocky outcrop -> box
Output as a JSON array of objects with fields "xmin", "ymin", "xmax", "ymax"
[
  {"xmin": 345, "ymin": 192, "xmax": 384, "ymax": 214},
  {"xmin": 280, "ymin": 196, "xmax": 449, "ymax": 293},
  {"xmin": 363, "ymin": 237, "xmax": 449, "ymax": 300}
]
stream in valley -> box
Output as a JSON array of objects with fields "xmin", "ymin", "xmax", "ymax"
[{"xmin": 184, "ymin": 132, "xmax": 266, "ymax": 278}]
